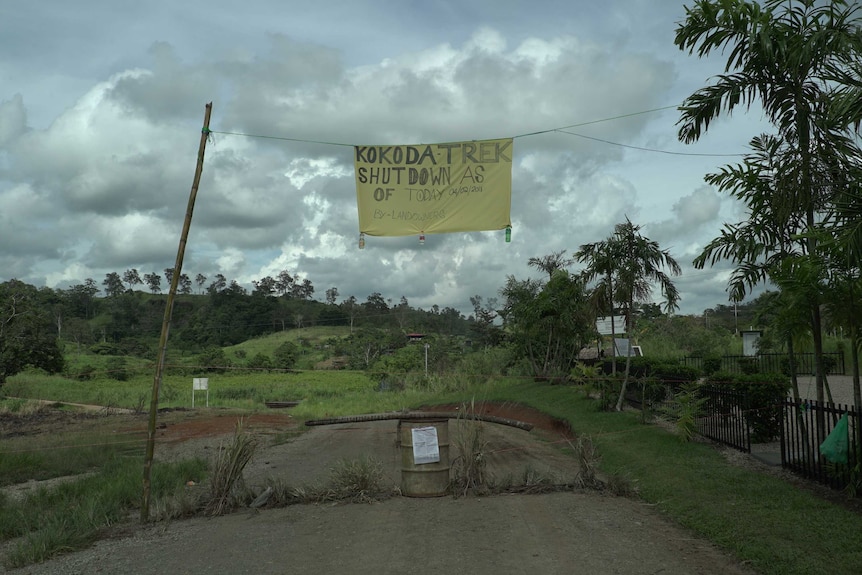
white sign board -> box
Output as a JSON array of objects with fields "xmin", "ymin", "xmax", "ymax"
[
  {"xmin": 614, "ymin": 338, "xmax": 643, "ymax": 357},
  {"xmin": 192, "ymin": 378, "xmax": 209, "ymax": 407},
  {"xmin": 411, "ymin": 426, "xmax": 440, "ymax": 464},
  {"xmin": 596, "ymin": 315, "xmax": 626, "ymax": 335},
  {"xmin": 742, "ymin": 331, "xmax": 761, "ymax": 357}
]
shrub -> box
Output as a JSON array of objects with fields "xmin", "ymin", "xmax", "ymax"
[
  {"xmin": 72, "ymin": 364, "xmax": 96, "ymax": 381},
  {"xmin": 706, "ymin": 372, "xmax": 790, "ymax": 442},
  {"xmin": 196, "ymin": 347, "xmax": 231, "ymax": 373},
  {"xmin": 273, "ymin": 341, "xmax": 298, "ymax": 370},
  {"xmin": 105, "ymin": 356, "xmax": 129, "ymax": 381},
  {"xmin": 702, "ymin": 355, "xmax": 722, "ymax": 375},
  {"xmin": 246, "ymin": 352, "xmax": 273, "ymax": 371},
  {"xmin": 89, "ymin": 342, "xmax": 121, "ymax": 355},
  {"xmin": 737, "ymin": 356, "xmax": 759, "ymax": 375},
  {"xmin": 669, "ymin": 381, "xmax": 708, "ymax": 442}
]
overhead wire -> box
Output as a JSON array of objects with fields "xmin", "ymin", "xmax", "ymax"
[{"xmin": 208, "ymin": 103, "xmax": 745, "ymax": 159}]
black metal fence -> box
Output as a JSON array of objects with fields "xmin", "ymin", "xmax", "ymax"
[
  {"xmin": 683, "ymin": 352, "xmax": 845, "ymax": 376},
  {"xmin": 695, "ymin": 384, "xmax": 751, "ymax": 453},
  {"xmin": 780, "ymin": 399, "xmax": 860, "ymax": 491}
]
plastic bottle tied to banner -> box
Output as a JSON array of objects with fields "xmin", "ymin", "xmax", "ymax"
[
  {"xmin": 358, "ymin": 233, "xmax": 365, "ymax": 249},
  {"xmin": 419, "ymin": 233, "xmax": 425, "ymax": 245},
  {"xmin": 505, "ymin": 225, "xmax": 511, "ymax": 243}
]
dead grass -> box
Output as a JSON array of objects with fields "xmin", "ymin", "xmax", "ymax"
[
  {"xmin": 450, "ymin": 402, "xmax": 489, "ymax": 497},
  {"xmin": 204, "ymin": 418, "xmax": 258, "ymax": 516}
]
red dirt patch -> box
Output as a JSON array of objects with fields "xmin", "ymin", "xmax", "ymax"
[
  {"xmin": 107, "ymin": 410, "xmax": 299, "ymax": 450},
  {"xmin": 421, "ymin": 401, "xmax": 575, "ymax": 439},
  {"xmin": 154, "ymin": 411, "xmax": 297, "ymax": 443}
]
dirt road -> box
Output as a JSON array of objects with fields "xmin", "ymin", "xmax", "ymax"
[{"xmin": 4, "ymin": 407, "xmax": 756, "ymax": 575}]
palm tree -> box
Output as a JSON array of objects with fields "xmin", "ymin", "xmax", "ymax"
[
  {"xmin": 575, "ymin": 238, "xmax": 621, "ymax": 374},
  {"xmin": 577, "ymin": 219, "xmax": 681, "ymax": 411},
  {"xmin": 676, "ymin": 0, "xmax": 862, "ymax": 405},
  {"xmin": 527, "ymin": 250, "xmax": 574, "ymax": 280}
]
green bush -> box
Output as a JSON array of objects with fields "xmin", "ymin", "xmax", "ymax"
[
  {"xmin": 706, "ymin": 372, "xmax": 790, "ymax": 442},
  {"xmin": 738, "ymin": 356, "xmax": 759, "ymax": 375},
  {"xmin": 71, "ymin": 364, "xmax": 96, "ymax": 381},
  {"xmin": 196, "ymin": 347, "xmax": 231, "ymax": 373},
  {"xmin": 246, "ymin": 353, "xmax": 273, "ymax": 371},
  {"xmin": 105, "ymin": 357, "xmax": 129, "ymax": 381},
  {"xmin": 89, "ymin": 342, "xmax": 121, "ymax": 355},
  {"xmin": 702, "ymin": 355, "xmax": 722, "ymax": 375},
  {"xmin": 599, "ymin": 357, "xmax": 698, "ymax": 388},
  {"xmin": 273, "ymin": 341, "xmax": 298, "ymax": 370}
]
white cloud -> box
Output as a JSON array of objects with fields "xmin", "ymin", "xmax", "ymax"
[{"xmin": 0, "ymin": 1, "xmax": 769, "ymax": 315}]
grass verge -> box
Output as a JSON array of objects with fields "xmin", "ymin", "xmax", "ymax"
[
  {"xmin": 0, "ymin": 456, "xmax": 206, "ymax": 569},
  {"xmin": 479, "ymin": 381, "xmax": 862, "ymax": 575}
]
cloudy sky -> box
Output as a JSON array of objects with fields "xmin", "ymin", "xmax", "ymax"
[{"xmin": 0, "ymin": 0, "xmax": 772, "ymax": 317}]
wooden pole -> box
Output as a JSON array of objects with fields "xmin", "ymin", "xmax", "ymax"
[{"xmin": 141, "ymin": 102, "xmax": 213, "ymax": 522}]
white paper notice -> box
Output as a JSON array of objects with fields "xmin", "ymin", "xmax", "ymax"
[{"xmin": 411, "ymin": 426, "xmax": 440, "ymax": 464}]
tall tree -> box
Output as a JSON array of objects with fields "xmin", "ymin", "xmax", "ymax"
[
  {"xmin": 275, "ymin": 270, "xmax": 294, "ymax": 297},
  {"xmin": 143, "ymin": 272, "xmax": 162, "ymax": 294},
  {"xmin": 500, "ymin": 271, "xmax": 592, "ymax": 380},
  {"xmin": 341, "ymin": 295, "xmax": 361, "ymax": 332},
  {"xmin": 527, "ymin": 250, "xmax": 573, "ymax": 280},
  {"xmin": 207, "ymin": 273, "xmax": 227, "ymax": 294},
  {"xmin": 122, "ymin": 268, "xmax": 142, "ymax": 292},
  {"xmin": 102, "ymin": 272, "xmax": 124, "ymax": 298},
  {"xmin": 469, "ymin": 295, "xmax": 501, "ymax": 348},
  {"xmin": 574, "ymin": 238, "xmax": 622, "ymax": 374},
  {"xmin": 577, "ymin": 219, "xmax": 681, "ymax": 411},
  {"xmin": 325, "ymin": 287, "xmax": 339, "ymax": 305},
  {"xmin": 178, "ymin": 273, "xmax": 193, "ymax": 295},
  {"xmin": 0, "ymin": 280, "xmax": 64, "ymax": 384},
  {"xmin": 252, "ymin": 276, "xmax": 277, "ymax": 297},
  {"xmin": 676, "ymin": 0, "xmax": 862, "ymax": 404},
  {"xmin": 195, "ymin": 273, "xmax": 207, "ymax": 294}
]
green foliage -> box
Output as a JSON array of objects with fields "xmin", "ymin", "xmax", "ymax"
[
  {"xmin": 0, "ymin": 280, "xmax": 65, "ymax": 384},
  {"xmin": 246, "ymin": 352, "xmax": 273, "ymax": 371},
  {"xmin": 105, "ymin": 356, "xmax": 129, "ymax": 381},
  {"xmin": 737, "ymin": 356, "xmax": 759, "ymax": 375},
  {"xmin": 702, "ymin": 355, "xmax": 722, "ymax": 375},
  {"xmin": 707, "ymin": 372, "xmax": 791, "ymax": 442},
  {"xmin": 71, "ymin": 364, "xmax": 96, "ymax": 381},
  {"xmin": 668, "ymin": 381, "xmax": 708, "ymax": 442},
  {"xmin": 88, "ymin": 342, "xmax": 121, "ymax": 355},
  {"xmin": 499, "ymin": 269, "xmax": 593, "ymax": 380},
  {"xmin": 0, "ymin": 457, "xmax": 206, "ymax": 567},
  {"xmin": 196, "ymin": 346, "xmax": 231, "ymax": 373},
  {"xmin": 600, "ymin": 356, "xmax": 699, "ymax": 387},
  {"xmin": 637, "ymin": 315, "xmax": 740, "ymax": 358},
  {"xmin": 272, "ymin": 341, "xmax": 298, "ymax": 370}
]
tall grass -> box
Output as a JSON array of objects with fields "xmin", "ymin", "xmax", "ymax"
[
  {"xmin": 3, "ymin": 369, "xmax": 381, "ymax": 412},
  {"xmin": 0, "ymin": 456, "xmax": 206, "ymax": 568},
  {"xmin": 205, "ymin": 419, "xmax": 257, "ymax": 516}
]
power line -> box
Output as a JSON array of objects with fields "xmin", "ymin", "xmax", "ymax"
[
  {"xmin": 553, "ymin": 129, "xmax": 745, "ymax": 157},
  {"xmin": 208, "ymin": 103, "xmax": 744, "ymax": 158},
  {"xmin": 208, "ymin": 131, "xmax": 353, "ymax": 148},
  {"xmin": 511, "ymin": 103, "xmax": 681, "ymax": 137}
]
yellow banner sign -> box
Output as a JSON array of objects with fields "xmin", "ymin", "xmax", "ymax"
[{"xmin": 354, "ymin": 138, "xmax": 513, "ymax": 236}]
